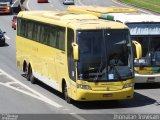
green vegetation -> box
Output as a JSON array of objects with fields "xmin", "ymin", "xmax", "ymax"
[{"xmin": 119, "ymin": 0, "xmax": 160, "ymax": 13}]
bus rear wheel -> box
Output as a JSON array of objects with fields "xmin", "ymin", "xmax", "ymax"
[
  {"xmin": 63, "ymin": 83, "xmax": 71, "ymax": 103},
  {"xmin": 27, "ymin": 66, "xmax": 36, "ymax": 84}
]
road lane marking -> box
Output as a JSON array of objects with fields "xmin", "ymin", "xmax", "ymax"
[
  {"xmin": 0, "ymin": 69, "xmax": 87, "ymax": 120},
  {"xmin": 4, "ymin": 35, "xmax": 10, "ymax": 40},
  {"xmin": 0, "ymin": 73, "xmax": 2, "ymax": 75},
  {"xmin": 0, "ymin": 82, "xmax": 48, "ymax": 103},
  {"xmin": 0, "ymin": 82, "xmax": 62, "ymax": 107},
  {"xmin": 0, "ymin": 69, "xmax": 62, "ymax": 108},
  {"xmin": 111, "ymin": 0, "xmax": 153, "ymax": 14},
  {"xmin": 70, "ymin": 113, "xmax": 87, "ymax": 120},
  {"xmin": 5, "ymin": 81, "xmax": 18, "ymax": 85}
]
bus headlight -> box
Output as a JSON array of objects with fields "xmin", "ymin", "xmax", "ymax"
[
  {"xmin": 77, "ymin": 84, "xmax": 92, "ymax": 90},
  {"xmin": 123, "ymin": 83, "xmax": 134, "ymax": 88}
]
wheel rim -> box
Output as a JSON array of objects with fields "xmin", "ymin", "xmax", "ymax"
[
  {"xmin": 64, "ymin": 84, "xmax": 70, "ymax": 103},
  {"xmin": 64, "ymin": 84, "xmax": 68, "ymax": 100}
]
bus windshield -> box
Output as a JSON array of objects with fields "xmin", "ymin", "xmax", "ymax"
[
  {"xmin": 127, "ymin": 23, "xmax": 160, "ymax": 67},
  {"xmin": 77, "ymin": 29, "xmax": 133, "ymax": 81},
  {"xmin": 133, "ymin": 36, "xmax": 160, "ymax": 67}
]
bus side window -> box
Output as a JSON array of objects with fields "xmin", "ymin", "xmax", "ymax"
[
  {"xmin": 48, "ymin": 26, "xmax": 57, "ymax": 47},
  {"xmin": 20, "ymin": 19, "xmax": 27, "ymax": 37},
  {"xmin": 35, "ymin": 23, "xmax": 41, "ymax": 42},
  {"xmin": 39, "ymin": 25, "xmax": 50, "ymax": 45},
  {"xmin": 17, "ymin": 18, "xmax": 21, "ymax": 36},
  {"xmin": 57, "ymin": 27, "xmax": 65, "ymax": 51},
  {"xmin": 27, "ymin": 21, "xmax": 34, "ymax": 39},
  {"xmin": 32, "ymin": 23, "xmax": 38, "ymax": 42}
]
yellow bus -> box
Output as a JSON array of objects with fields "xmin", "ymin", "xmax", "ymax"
[
  {"xmin": 16, "ymin": 11, "xmax": 134, "ymax": 103},
  {"xmin": 68, "ymin": 6, "xmax": 160, "ymax": 84}
]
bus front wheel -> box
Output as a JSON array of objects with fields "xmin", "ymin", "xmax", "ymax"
[{"xmin": 63, "ymin": 83, "xmax": 71, "ymax": 103}]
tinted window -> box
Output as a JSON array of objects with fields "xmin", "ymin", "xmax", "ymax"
[
  {"xmin": 57, "ymin": 28, "xmax": 65, "ymax": 50},
  {"xmin": 17, "ymin": 18, "xmax": 65, "ymax": 51},
  {"xmin": 48, "ymin": 27, "xmax": 57, "ymax": 47}
]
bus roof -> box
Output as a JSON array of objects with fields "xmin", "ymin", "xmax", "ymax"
[
  {"xmin": 17, "ymin": 11, "xmax": 128, "ymax": 30},
  {"xmin": 67, "ymin": 6, "xmax": 160, "ymax": 23},
  {"xmin": 67, "ymin": 6, "xmax": 140, "ymax": 21},
  {"xmin": 107, "ymin": 13, "xmax": 160, "ymax": 23},
  {"xmin": 67, "ymin": 6, "xmax": 138, "ymax": 17}
]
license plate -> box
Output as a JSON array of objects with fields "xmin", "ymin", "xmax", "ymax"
[
  {"xmin": 147, "ymin": 77, "xmax": 155, "ymax": 82},
  {"xmin": 103, "ymin": 94, "xmax": 112, "ymax": 97}
]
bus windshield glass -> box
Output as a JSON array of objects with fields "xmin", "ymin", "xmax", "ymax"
[
  {"xmin": 77, "ymin": 29, "xmax": 133, "ymax": 81},
  {"xmin": 133, "ymin": 36, "xmax": 160, "ymax": 67},
  {"xmin": 127, "ymin": 23, "xmax": 160, "ymax": 67}
]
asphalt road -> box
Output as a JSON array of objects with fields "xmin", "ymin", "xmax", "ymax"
[{"xmin": 0, "ymin": 0, "xmax": 160, "ymax": 120}]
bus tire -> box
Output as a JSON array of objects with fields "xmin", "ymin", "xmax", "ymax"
[
  {"xmin": 27, "ymin": 66, "xmax": 36, "ymax": 84},
  {"xmin": 23, "ymin": 61, "xmax": 27, "ymax": 76},
  {"xmin": 63, "ymin": 82, "xmax": 71, "ymax": 103},
  {"xmin": 26, "ymin": 66, "xmax": 30, "ymax": 81}
]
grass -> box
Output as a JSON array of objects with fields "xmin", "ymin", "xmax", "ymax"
[{"xmin": 119, "ymin": 0, "xmax": 160, "ymax": 13}]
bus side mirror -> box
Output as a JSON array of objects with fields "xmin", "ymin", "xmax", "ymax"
[
  {"xmin": 132, "ymin": 40, "xmax": 142, "ymax": 59},
  {"xmin": 72, "ymin": 43, "xmax": 79, "ymax": 61}
]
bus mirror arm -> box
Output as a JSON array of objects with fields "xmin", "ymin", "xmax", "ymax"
[{"xmin": 72, "ymin": 43, "xmax": 79, "ymax": 61}]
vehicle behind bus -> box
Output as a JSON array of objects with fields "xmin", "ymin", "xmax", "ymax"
[
  {"xmin": 127, "ymin": 22, "xmax": 160, "ymax": 83},
  {"xmin": 107, "ymin": 13, "xmax": 160, "ymax": 83}
]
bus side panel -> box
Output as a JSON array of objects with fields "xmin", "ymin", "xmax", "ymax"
[
  {"xmin": 18, "ymin": 37, "xmax": 45, "ymax": 74},
  {"xmin": 55, "ymin": 50, "xmax": 68, "ymax": 91},
  {"xmin": 16, "ymin": 36, "xmax": 34, "ymax": 72},
  {"xmin": 28, "ymin": 41, "xmax": 60, "ymax": 91},
  {"xmin": 47, "ymin": 48, "xmax": 58, "ymax": 85}
]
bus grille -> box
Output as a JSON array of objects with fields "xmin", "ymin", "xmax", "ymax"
[{"xmin": 91, "ymin": 86, "xmax": 123, "ymax": 91}]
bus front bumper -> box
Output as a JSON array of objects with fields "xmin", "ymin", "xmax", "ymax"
[
  {"xmin": 135, "ymin": 73, "xmax": 160, "ymax": 83},
  {"xmin": 75, "ymin": 87, "xmax": 134, "ymax": 101}
]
